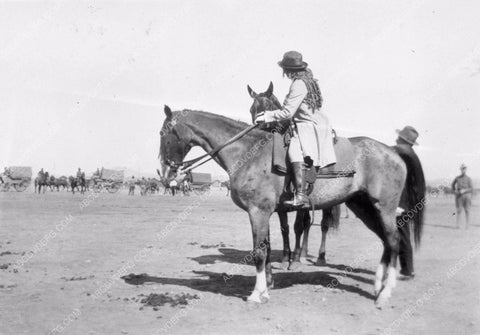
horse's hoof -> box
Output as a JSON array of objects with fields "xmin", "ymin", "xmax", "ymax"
[
  {"xmin": 288, "ymin": 261, "xmax": 302, "ymax": 271},
  {"xmin": 315, "ymin": 253, "xmax": 327, "ymax": 266},
  {"xmin": 280, "ymin": 261, "xmax": 290, "ymax": 271},
  {"xmin": 374, "ymin": 288, "xmax": 391, "ymax": 309},
  {"xmin": 247, "ymin": 290, "xmax": 269, "ymax": 303},
  {"xmin": 374, "ymin": 295, "xmax": 389, "ymax": 309},
  {"xmin": 300, "ymin": 257, "xmax": 309, "ymax": 264}
]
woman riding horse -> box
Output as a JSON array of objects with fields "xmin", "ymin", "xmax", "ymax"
[{"xmin": 254, "ymin": 51, "xmax": 336, "ymax": 207}]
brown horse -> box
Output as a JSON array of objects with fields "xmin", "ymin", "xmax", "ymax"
[{"xmin": 159, "ymin": 103, "xmax": 424, "ymax": 307}]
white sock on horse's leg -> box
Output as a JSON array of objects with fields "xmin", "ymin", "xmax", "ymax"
[
  {"xmin": 387, "ymin": 265, "xmax": 396, "ymax": 289},
  {"xmin": 374, "ymin": 263, "xmax": 387, "ymax": 296},
  {"xmin": 376, "ymin": 265, "xmax": 396, "ymax": 307},
  {"xmin": 248, "ymin": 268, "xmax": 269, "ymax": 302}
]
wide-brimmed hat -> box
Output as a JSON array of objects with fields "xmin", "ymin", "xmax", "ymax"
[
  {"xmin": 396, "ymin": 126, "xmax": 419, "ymax": 145},
  {"xmin": 278, "ymin": 51, "xmax": 308, "ymax": 71}
]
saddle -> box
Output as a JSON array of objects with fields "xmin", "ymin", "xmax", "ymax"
[{"xmin": 272, "ymin": 130, "xmax": 356, "ymax": 180}]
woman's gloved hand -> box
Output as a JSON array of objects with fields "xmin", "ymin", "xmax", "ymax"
[{"xmin": 255, "ymin": 112, "xmax": 266, "ymax": 124}]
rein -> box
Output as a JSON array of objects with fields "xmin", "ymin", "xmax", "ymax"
[{"xmin": 177, "ymin": 123, "xmax": 259, "ymax": 174}]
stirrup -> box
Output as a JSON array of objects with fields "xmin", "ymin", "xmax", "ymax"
[{"xmin": 283, "ymin": 193, "xmax": 309, "ymax": 208}]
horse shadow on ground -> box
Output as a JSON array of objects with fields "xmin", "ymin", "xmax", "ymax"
[
  {"xmin": 310, "ymin": 261, "xmax": 375, "ymax": 276},
  {"xmin": 189, "ymin": 248, "xmax": 282, "ymax": 266},
  {"xmin": 425, "ymin": 223, "xmax": 460, "ymax": 230},
  {"xmin": 190, "ymin": 247, "xmax": 375, "ymax": 277},
  {"xmin": 122, "ymin": 270, "xmax": 374, "ymax": 301},
  {"xmin": 123, "ymin": 248, "xmax": 376, "ymax": 301}
]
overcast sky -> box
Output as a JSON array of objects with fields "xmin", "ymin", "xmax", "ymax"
[{"xmin": 1, "ymin": 1, "xmax": 479, "ymax": 183}]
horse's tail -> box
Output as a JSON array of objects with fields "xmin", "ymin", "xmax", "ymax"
[
  {"xmin": 394, "ymin": 145, "xmax": 426, "ymax": 247},
  {"xmin": 320, "ymin": 205, "xmax": 341, "ymax": 232}
]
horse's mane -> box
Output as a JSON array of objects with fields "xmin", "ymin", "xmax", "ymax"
[
  {"xmin": 173, "ymin": 109, "xmax": 263, "ymax": 141},
  {"xmin": 177, "ymin": 109, "xmax": 250, "ymax": 127}
]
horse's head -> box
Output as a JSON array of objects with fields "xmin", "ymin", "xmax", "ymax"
[
  {"xmin": 247, "ymin": 82, "xmax": 282, "ymax": 124},
  {"xmin": 159, "ymin": 105, "xmax": 194, "ymax": 179}
]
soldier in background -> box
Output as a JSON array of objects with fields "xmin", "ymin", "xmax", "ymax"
[
  {"xmin": 92, "ymin": 168, "xmax": 101, "ymax": 185},
  {"xmin": 128, "ymin": 176, "xmax": 136, "ymax": 196},
  {"xmin": 452, "ymin": 164, "xmax": 473, "ymax": 229},
  {"xmin": 76, "ymin": 168, "xmax": 83, "ymax": 180}
]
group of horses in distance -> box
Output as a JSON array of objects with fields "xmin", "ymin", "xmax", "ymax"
[
  {"xmin": 159, "ymin": 82, "xmax": 425, "ymax": 308},
  {"xmin": 34, "ymin": 172, "xmax": 87, "ymax": 194}
]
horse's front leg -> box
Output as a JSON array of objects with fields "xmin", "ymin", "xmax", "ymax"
[
  {"xmin": 277, "ymin": 211, "xmax": 290, "ymax": 270},
  {"xmin": 247, "ymin": 208, "xmax": 272, "ymax": 303}
]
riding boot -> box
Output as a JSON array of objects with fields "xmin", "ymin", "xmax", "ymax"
[
  {"xmin": 280, "ymin": 169, "xmax": 294, "ymax": 203},
  {"xmin": 283, "ymin": 162, "xmax": 309, "ymax": 208}
]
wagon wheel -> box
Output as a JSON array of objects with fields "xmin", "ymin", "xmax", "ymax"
[
  {"xmin": 193, "ymin": 187, "xmax": 202, "ymax": 195},
  {"xmin": 13, "ymin": 181, "xmax": 28, "ymax": 192},
  {"xmin": 107, "ymin": 183, "xmax": 120, "ymax": 193},
  {"xmin": 93, "ymin": 184, "xmax": 103, "ymax": 193}
]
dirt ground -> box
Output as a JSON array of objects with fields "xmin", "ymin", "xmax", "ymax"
[{"xmin": 1, "ymin": 188, "xmax": 479, "ymax": 335}]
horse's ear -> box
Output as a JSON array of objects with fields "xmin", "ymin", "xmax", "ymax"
[
  {"xmin": 164, "ymin": 105, "xmax": 173, "ymax": 119},
  {"xmin": 247, "ymin": 85, "xmax": 257, "ymax": 98},
  {"xmin": 265, "ymin": 81, "xmax": 273, "ymax": 97}
]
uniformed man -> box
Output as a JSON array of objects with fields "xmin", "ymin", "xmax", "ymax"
[
  {"xmin": 128, "ymin": 176, "xmax": 136, "ymax": 195},
  {"xmin": 76, "ymin": 168, "xmax": 82, "ymax": 180},
  {"xmin": 452, "ymin": 164, "xmax": 473, "ymax": 229}
]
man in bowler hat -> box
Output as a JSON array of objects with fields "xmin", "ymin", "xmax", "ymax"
[{"xmin": 394, "ymin": 126, "xmax": 424, "ymax": 279}]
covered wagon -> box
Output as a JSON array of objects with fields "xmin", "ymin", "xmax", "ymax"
[
  {"xmin": 190, "ymin": 172, "xmax": 212, "ymax": 195},
  {"xmin": 91, "ymin": 168, "xmax": 125, "ymax": 193},
  {"xmin": 0, "ymin": 166, "xmax": 32, "ymax": 192}
]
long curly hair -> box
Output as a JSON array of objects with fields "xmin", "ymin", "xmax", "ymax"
[{"xmin": 284, "ymin": 68, "xmax": 323, "ymax": 110}]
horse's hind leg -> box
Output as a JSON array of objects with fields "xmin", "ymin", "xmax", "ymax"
[
  {"xmin": 347, "ymin": 194, "xmax": 399, "ymax": 307},
  {"xmin": 316, "ymin": 209, "xmax": 332, "ymax": 266},
  {"xmin": 300, "ymin": 211, "xmax": 312, "ymax": 262},
  {"xmin": 289, "ymin": 210, "xmax": 309, "ymax": 271},
  {"xmin": 277, "ymin": 211, "xmax": 291, "ymax": 270},
  {"xmin": 375, "ymin": 210, "xmax": 399, "ymax": 307},
  {"xmin": 316, "ymin": 205, "xmax": 341, "ymax": 265}
]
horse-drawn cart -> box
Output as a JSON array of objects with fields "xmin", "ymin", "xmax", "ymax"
[
  {"xmin": 190, "ymin": 172, "xmax": 212, "ymax": 195},
  {"xmin": 91, "ymin": 168, "xmax": 124, "ymax": 193},
  {"xmin": 0, "ymin": 166, "xmax": 32, "ymax": 192}
]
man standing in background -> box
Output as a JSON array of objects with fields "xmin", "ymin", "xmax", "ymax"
[
  {"xmin": 128, "ymin": 176, "xmax": 136, "ymax": 196},
  {"xmin": 394, "ymin": 126, "xmax": 425, "ymax": 279},
  {"xmin": 452, "ymin": 164, "xmax": 473, "ymax": 229}
]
